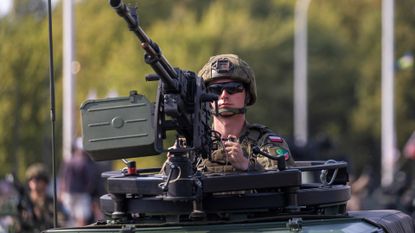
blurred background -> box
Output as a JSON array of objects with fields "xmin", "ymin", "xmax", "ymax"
[{"xmin": 1, "ymin": 0, "xmax": 415, "ymax": 228}]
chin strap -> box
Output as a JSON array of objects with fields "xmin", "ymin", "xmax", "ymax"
[{"xmin": 213, "ymin": 107, "xmax": 246, "ymax": 117}]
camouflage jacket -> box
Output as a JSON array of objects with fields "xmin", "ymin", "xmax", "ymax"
[
  {"xmin": 19, "ymin": 193, "xmax": 67, "ymax": 233},
  {"xmin": 197, "ymin": 122, "xmax": 294, "ymax": 173}
]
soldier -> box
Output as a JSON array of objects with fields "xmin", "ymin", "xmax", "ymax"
[
  {"xmin": 19, "ymin": 163, "xmax": 66, "ymax": 232},
  {"xmin": 196, "ymin": 54, "xmax": 294, "ymax": 173}
]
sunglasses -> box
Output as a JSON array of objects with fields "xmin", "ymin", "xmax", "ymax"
[{"xmin": 207, "ymin": 82, "xmax": 245, "ymax": 95}]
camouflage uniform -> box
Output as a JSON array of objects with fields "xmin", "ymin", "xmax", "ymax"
[
  {"xmin": 19, "ymin": 194, "xmax": 58, "ymax": 233},
  {"xmin": 19, "ymin": 163, "xmax": 67, "ymax": 232},
  {"xmin": 196, "ymin": 54, "xmax": 294, "ymax": 173},
  {"xmin": 197, "ymin": 122, "xmax": 294, "ymax": 173}
]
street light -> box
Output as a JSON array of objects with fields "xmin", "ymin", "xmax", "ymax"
[
  {"xmin": 63, "ymin": 0, "xmax": 76, "ymax": 162},
  {"xmin": 381, "ymin": 0, "xmax": 396, "ymax": 187},
  {"xmin": 294, "ymin": 0, "xmax": 311, "ymax": 147}
]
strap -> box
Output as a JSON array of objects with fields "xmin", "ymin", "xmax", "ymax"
[
  {"xmin": 212, "ymin": 107, "xmax": 246, "ymax": 117},
  {"xmin": 245, "ymin": 123, "xmax": 272, "ymax": 142}
]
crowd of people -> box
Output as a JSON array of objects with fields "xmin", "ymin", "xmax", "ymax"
[{"xmin": 0, "ymin": 139, "xmax": 108, "ymax": 232}]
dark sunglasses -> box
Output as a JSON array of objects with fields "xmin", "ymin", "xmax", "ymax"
[{"xmin": 207, "ymin": 82, "xmax": 245, "ymax": 95}]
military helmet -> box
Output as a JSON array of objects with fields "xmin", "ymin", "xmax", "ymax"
[
  {"xmin": 25, "ymin": 163, "xmax": 49, "ymax": 183},
  {"xmin": 198, "ymin": 54, "xmax": 257, "ymax": 106}
]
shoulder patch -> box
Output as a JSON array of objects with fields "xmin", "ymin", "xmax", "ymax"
[{"xmin": 268, "ymin": 135, "xmax": 284, "ymax": 143}]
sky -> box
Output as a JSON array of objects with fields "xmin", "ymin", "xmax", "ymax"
[{"xmin": 0, "ymin": 0, "xmax": 12, "ymax": 17}]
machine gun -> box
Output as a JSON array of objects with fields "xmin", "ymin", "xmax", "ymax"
[
  {"xmin": 79, "ymin": 0, "xmax": 351, "ymax": 225},
  {"xmin": 79, "ymin": 0, "xmax": 224, "ymax": 219},
  {"xmin": 81, "ymin": 0, "xmax": 218, "ymax": 164}
]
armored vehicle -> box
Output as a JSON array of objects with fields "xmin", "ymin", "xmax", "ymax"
[
  {"xmin": 43, "ymin": 159, "xmax": 413, "ymax": 233},
  {"xmin": 45, "ymin": 0, "xmax": 414, "ymax": 232}
]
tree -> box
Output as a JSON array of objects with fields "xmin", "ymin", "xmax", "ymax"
[{"xmin": 0, "ymin": 6, "xmax": 59, "ymax": 178}]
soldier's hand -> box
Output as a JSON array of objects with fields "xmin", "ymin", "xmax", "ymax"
[{"xmin": 224, "ymin": 135, "xmax": 249, "ymax": 171}]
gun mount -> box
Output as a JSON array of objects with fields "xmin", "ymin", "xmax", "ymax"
[{"xmin": 99, "ymin": 160, "xmax": 351, "ymax": 224}]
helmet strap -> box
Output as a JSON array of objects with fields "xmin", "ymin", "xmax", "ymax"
[
  {"xmin": 213, "ymin": 107, "xmax": 247, "ymax": 117},
  {"xmin": 244, "ymin": 94, "xmax": 251, "ymax": 106}
]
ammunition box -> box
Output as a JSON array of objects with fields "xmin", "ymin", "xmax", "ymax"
[{"xmin": 80, "ymin": 92, "xmax": 163, "ymax": 161}]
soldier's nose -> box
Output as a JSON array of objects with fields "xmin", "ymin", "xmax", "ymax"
[{"xmin": 220, "ymin": 90, "xmax": 229, "ymax": 98}]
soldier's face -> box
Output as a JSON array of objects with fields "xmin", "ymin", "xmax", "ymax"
[
  {"xmin": 208, "ymin": 79, "xmax": 246, "ymax": 110},
  {"xmin": 28, "ymin": 177, "xmax": 48, "ymax": 194}
]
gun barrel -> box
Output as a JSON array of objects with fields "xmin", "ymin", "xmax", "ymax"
[
  {"xmin": 109, "ymin": 0, "xmax": 136, "ymax": 26},
  {"xmin": 109, "ymin": 0, "xmax": 179, "ymax": 92},
  {"xmin": 109, "ymin": 0, "xmax": 121, "ymax": 8}
]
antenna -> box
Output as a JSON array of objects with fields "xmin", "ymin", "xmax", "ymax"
[{"xmin": 46, "ymin": 0, "xmax": 58, "ymax": 228}]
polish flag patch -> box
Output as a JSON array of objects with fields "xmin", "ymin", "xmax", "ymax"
[
  {"xmin": 276, "ymin": 148, "xmax": 290, "ymax": 160},
  {"xmin": 269, "ymin": 135, "xmax": 283, "ymax": 143}
]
